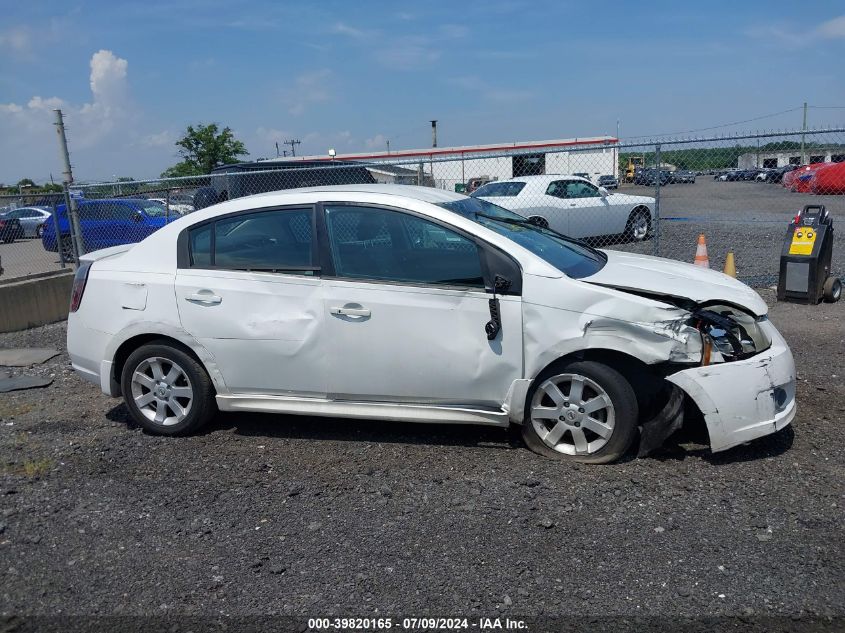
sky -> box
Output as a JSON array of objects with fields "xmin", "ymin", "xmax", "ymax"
[{"xmin": 1, "ymin": 0, "xmax": 844, "ymax": 183}]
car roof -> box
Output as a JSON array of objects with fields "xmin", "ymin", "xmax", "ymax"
[
  {"xmin": 247, "ymin": 184, "xmax": 468, "ymax": 205},
  {"xmin": 478, "ymin": 174, "xmax": 591, "ymax": 187},
  {"xmin": 105, "ymin": 184, "xmax": 564, "ymax": 279}
]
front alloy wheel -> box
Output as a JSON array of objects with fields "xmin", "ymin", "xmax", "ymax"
[
  {"xmin": 625, "ymin": 210, "xmax": 650, "ymax": 242},
  {"xmin": 530, "ymin": 374, "xmax": 616, "ymax": 456},
  {"xmin": 522, "ymin": 360, "xmax": 638, "ymax": 463}
]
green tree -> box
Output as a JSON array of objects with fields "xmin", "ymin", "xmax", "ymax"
[
  {"xmin": 16, "ymin": 178, "xmax": 36, "ymax": 188},
  {"xmin": 161, "ymin": 123, "xmax": 248, "ymax": 177}
]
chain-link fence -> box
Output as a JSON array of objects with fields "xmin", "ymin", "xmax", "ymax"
[{"xmin": 2, "ymin": 128, "xmax": 843, "ymax": 287}]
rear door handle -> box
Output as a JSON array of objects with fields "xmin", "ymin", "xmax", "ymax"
[
  {"xmin": 186, "ymin": 290, "xmax": 222, "ymax": 305},
  {"xmin": 330, "ymin": 306, "xmax": 371, "ymax": 317}
]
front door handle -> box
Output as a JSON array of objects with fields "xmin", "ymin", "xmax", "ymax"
[
  {"xmin": 186, "ymin": 290, "xmax": 222, "ymax": 305},
  {"xmin": 330, "ymin": 306, "xmax": 371, "ymax": 317}
]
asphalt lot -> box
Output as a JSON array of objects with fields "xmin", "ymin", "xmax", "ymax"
[
  {"xmin": 604, "ymin": 179, "xmax": 844, "ymax": 285},
  {"xmin": 2, "ymin": 179, "xmax": 842, "ymax": 286},
  {"xmin": 0, "ymin": 290, "xmax": 842, "ymax": 629},
  {"xmin": 0, "ymin": 238, "xmax": 67, "ymax": 280}
]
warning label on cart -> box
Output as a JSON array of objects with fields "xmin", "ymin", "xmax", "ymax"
[{"xmin": 789, "ymin": 229, "xmax": 817, "ymax": 256}]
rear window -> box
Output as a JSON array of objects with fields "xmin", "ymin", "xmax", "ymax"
[{"xmin": 472, "ymin": 181, "xmax": 526, "ymax": 197}]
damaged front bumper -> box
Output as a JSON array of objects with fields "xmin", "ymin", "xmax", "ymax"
[{"xmin": 666, "ymin": 320, "xmax": 796, "ymax": 452}]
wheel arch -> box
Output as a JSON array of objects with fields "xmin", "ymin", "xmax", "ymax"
[
  {"xmin": 110, "ymin": 332, "xmax": 225, "ymax": 397},
  {"xmin": 519, "ymin": 347, "xmax": 669, "ymax": 425}
]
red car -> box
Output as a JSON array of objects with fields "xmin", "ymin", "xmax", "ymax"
[
  {"xmin": 811, "ymin": 161, "xmax": 845, "ymax": 195},
  {"xmin": 787, "ymin": 162, "xmax": 828, "ymax": 193}
]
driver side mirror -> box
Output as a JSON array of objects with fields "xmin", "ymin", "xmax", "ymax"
[
  {"xmin": 598, "ymin": 187, "xmax": 609, "ymax": 197},
  {"xmin": 133, "ymin": 212, "xmax": 143, "ymax": 223}
]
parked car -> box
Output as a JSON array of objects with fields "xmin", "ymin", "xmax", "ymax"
[
  {"xmin": 474, "ymin": 175, "xmax": 655, "ymax": 242},
  {"xmin": 716, "ymin": 169, "xmax": 743, "ymax": 182},
  {"xmin": 633, "ymin": 168, "xmax": 672, "ymax": 187},
  {"xmin": 66, "ymin": 185, "xmax": 796, "ymax": 464},
  {"xmin": 0, "ymin": 206, "xmax": 52, "ymax": 238},
  {"xmin": 597, "ymin": 175, "xmax": 619, "ymax": 189},
  {"xmin": 42, "ymin": 198, "xmax": 178, "ymax": 261},
  {"xmin": 0, "ymin": 214, "xmax": 24, "ymax": 243},
  {"xmin": 148, "ymin": 197, "xmax": 195, "ymax": 215},
  {"xmin": 671, "ymin": 170, "xmax": 696, "ymax": 184}
]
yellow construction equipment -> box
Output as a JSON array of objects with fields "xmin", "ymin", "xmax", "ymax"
[{"xmin": 624, "ymin": 155, "xmax": 644, "ymax": 183}]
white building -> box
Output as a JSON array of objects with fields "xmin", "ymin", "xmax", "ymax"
[
  {"xmin": 738, "ymin": 147, "xmax": 845, "ymax": 169},
  {"xmin": 269, "ymin": 136, "xmax": 619, "ymax": 191}
]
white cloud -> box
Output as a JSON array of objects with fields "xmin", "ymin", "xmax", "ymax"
[
  {"xmin": 817, "ymin": 15, "xmax": 845, "ymax": 38},
  {"xmin": 140, "ymin": 130, "xmax": 173, "ymax": 148},
  {"xmin": 439, "ymin": 24, "xmax": 469, "ymax": 39},
  {"xmin": 365, "ymin": 133, "xmax": 387, "ymax": 149},
  {"xmin": 331, "ymin": 22, "xmax": 369, "ymax": 39},
  {"xmin": 0, "ymin": 49, "xmax": 176, "ymax": 181},
  {"xmin": 0, "ymin": 26, "xmax": 33, "ymax": 57},
  {"xmin": 285, "ymin": 69, "xmax": 332, "ymax": 115},
  {"xmin": 377, "ymin": 37, "xmax": 440, "ymax": 70},
  {"xmin": 448, "ymin": 75, "xmax": 533, "ymax": 103}
]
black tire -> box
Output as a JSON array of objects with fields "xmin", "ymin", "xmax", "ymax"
[
  {"xmin": 527, "ymin": 215, "xmax": 549, "ymax": 229},
  {"xmin": 59, "ymin": 235, "xmax": 74, "ymax": 260},
  {"xmin": 120, "ymin": 342, "xmax": 217, "ymax": 436},
  {"xmin": 522, "ymin": 360, "xmax": 639, "ymax": 464},
  {"xmin": 823, "ymin": 276, "xmax": 842, "ymax": 303},
  {"xmin": 36, "ymin": 224, "xmax": 44, "ymax": 238},
  {"xmin": 624, "ymin": 209, "xmax": 651, "ymax": 242}
]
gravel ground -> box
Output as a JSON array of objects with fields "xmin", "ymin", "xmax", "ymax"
[{"xmin": 0, "ymin": 291, "xmax": 843, "ymax": 631}]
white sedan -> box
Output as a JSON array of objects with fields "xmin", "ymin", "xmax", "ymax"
[
  {"xmin": 67, "ymin": 185, "xmax": 795, "ymax": 463},
  {"xmin": 473, "ymin": 175, "xmax": 655, "ymax": 242}
]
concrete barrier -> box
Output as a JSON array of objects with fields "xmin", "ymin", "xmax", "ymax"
[{"xmin": 0, "ymin": 271, "xmax": 74, "ymax": 333}]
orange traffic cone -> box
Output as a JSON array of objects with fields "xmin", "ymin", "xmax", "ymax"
[
  {"xmin": 694, "ymin": 234, "xmax": 710, "ymax": 268},
  {"xmin": 723, "ymin": 252, "xmax": 736, "ymax": 278}
]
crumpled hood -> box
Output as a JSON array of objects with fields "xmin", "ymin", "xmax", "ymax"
[{"xmin": 583, "ymin": 250, "xmax": 768, "ymax": 316}]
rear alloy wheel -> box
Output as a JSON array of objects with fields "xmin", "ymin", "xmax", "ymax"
[
  {"xmin": 625, "ymin": 209, "xmax": 651, "ymax": 242},
  {"xmin": 121, "ymin": 343, "xmax": 216, "ymax": 435},
  {"xmin": 522, "ymin": 360, "xmax": 638, "ymax": 464}
]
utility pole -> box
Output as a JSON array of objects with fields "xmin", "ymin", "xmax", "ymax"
[
  {"xmin": 283, "ymin": 139, "xmax": 301, "ymax": 157},
  {"xmin": 430, "ymin": 120, "xmax": 437, "ymax": 186},
  {"xmin": 386, "ymin": 139, "xmax": 390, "ymax": 154},
  {"xmin": 800, "ymin": 102, "xmax": 808, "ymax": 165},
  {"xmin": 53, "ymin": 109, "xmax": 84, "ymax": 262},
  {"xmin": 275, "ymin": 142, "xmax": 280, "ymax": 157}
]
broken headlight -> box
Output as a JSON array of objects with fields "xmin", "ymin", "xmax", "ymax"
[{"xmin": 695, "ymin": 305, "xmax": 771, "ymax": 364}]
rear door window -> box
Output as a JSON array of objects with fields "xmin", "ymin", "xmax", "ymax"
[{"xmin": 188, "ymin": 208, "xmax": 315, "ymax": 273}]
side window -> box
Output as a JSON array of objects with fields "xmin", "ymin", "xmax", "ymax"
[
  {"xmin": 77, "ymin": 203, "xmax": 97, "ymax": 221},
  {"xmin": 545, "ymin": 181, "xmax": 568, "ymax": 198},
  {"xmin": 324, "ymin": 205, "xmax": 485, "ymax": 288},
  {"xmin": 190, "ymin": 224, "xmax": 212, "ymax": 267},
  {"xmin": 565, "ymin": 181, "xmax": 600, "ymax": 198},
  {"xmin": 112, "ymin": 203, "xmax": 137, "ymax": 221},
  {"xmin": 187, "ymin": 208, "xmax": 314, "ymax": 272}
]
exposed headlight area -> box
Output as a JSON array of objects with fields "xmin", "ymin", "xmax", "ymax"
[{"xmin": 693, "ymin": 304, "xmax": 772, "ymax": 364}]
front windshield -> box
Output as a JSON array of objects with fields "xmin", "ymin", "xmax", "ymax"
[{"xmin": 438, "ymin": 197, "xmax": 606, "ymax": 279}]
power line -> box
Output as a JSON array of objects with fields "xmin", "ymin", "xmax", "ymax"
[{"xmin": 625, "ymin": 106, "xmax": 806, "ymax": 140}]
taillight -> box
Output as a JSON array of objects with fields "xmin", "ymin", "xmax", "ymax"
[{"xmin": 69, "ymin": 261, "xmax": 92, "ymax": 313}]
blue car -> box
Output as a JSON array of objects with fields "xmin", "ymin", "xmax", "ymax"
[{"xmin": 42, "ymin": 198, "xmax": 177, "ymax": 259}]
